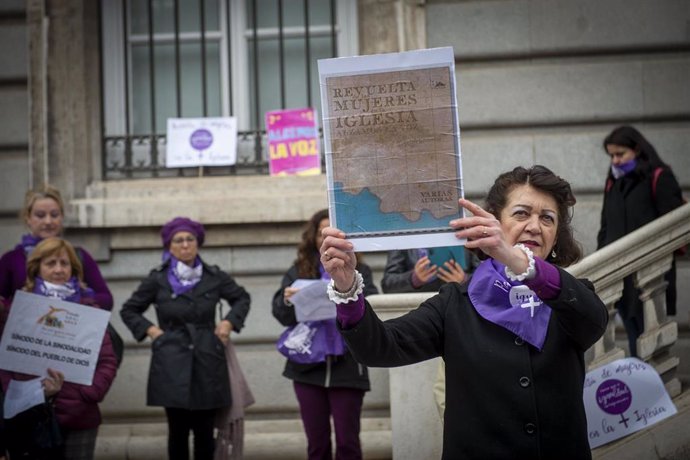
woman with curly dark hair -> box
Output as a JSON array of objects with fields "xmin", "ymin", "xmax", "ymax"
[
  {"xmin": 320, "ymin": 166, "xmax": 608, "ymax": 460},
  {"xmin": 272, "ymin": 209, "xmax": 378, "ymax": 460}
]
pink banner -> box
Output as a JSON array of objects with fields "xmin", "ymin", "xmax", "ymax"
[{"xmin": 266, "ymin": 107, "xmax": 321, "ymax": 176}]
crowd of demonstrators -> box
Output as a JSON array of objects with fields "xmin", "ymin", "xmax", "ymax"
[
  {"xmin": 120, "ymin": 217, "xmax": 251, "ymax": 460},
  {"xmin": 1, "ymin": 238, "xmax": 117, "ymax": 460},
  {"xmin": 0, "ymin": 185, "xmax": 113, "ymax": 310},
  {"xmin": 320, "ymin": 166, "xmax": 608, "ymax": 459},
  {"xmin": 272, "ymin": 209, "xmax": 379, "ymax": 460},
  {"xmin": 597, "ymin": 126, "xmax": 685, "ymax": 357},
  {"xmin": 1, "ymin": 142, "xmax": 683, "ymax": 459}
]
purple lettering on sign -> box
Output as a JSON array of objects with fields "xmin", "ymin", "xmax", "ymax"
[
  {"xmin": 190, "ymin": 129, "xmax": 214, "ymax": 150},
  {"xmin": 596, "ymin": 379, "xmax": 632, "ymax": 415}
]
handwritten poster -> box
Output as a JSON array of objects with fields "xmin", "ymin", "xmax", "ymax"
[
  {"xmin": 166, "ymin": 117, "xmax": 238, "ymax": 167},
  {"xmin": 266, "ymin": 107, "xmax": 321, "ymax": 176},
  {"xmin": 583, "ymin": 357, "xmax": 677, "ymax": 448},
  {"xmin": 0, "ymin": 291, "xmax": 110, "ymax": 386}
]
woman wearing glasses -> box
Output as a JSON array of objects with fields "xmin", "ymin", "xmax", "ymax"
[{"xmin": 121, "ymin": 217, "xmax": 251, "ymax": 460}]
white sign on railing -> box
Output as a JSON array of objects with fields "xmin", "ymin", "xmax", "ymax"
[
  {"xmin": 166, "ymin": 117, "xmax": 237, "ymax": 167},
  {"xmin": 584, "ymin": 357, "xmax": 677, "ymax": 449}
]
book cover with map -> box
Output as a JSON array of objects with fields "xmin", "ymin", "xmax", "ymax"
[{"xmin": 318, "ymin": 47, "xmax": 465, "ymax": 251}]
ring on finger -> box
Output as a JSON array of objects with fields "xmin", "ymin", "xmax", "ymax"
[{"xmin": 482, "ymin": 228, "xmax": 488, "ymax": 237}]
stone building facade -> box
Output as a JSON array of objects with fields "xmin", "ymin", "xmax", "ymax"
[{"xmin": 0, "ymin": 0, "xmax": 688, "ymax": 439}]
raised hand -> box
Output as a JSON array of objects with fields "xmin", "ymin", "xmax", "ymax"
[{"xmin": 450, "ymin": 198, "xmax": 529, "ymax": 275}]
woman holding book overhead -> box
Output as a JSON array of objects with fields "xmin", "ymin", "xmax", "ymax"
[{"xmin": 320, "ymin": 166, "xmax": 608, "ymax": 459}]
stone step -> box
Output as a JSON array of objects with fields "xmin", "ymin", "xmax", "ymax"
[{"xmin": 95, "ymin": 417, "xmax": 392, "ymax": 460}]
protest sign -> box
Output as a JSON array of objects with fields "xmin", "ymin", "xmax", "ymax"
[
  {"xmin": 166, "ymin": 117, "xmax": 237, "ymax": 167},
  {"xmin": 0, "ymin": 291, "xmax": 111, "ymax": 386},
  {"xmin": 583, "ymin": 357, "xmax": 677, "ymax": 448},
  {"xmin": 266, "ymin": 107, "xmax": 321, "ymax": 176},
  {"xmin": 318, "ymin": 47, "xmax": 465, "ymax": 251},
  {"xmin": 289, "ymin": 280, "xmax": 335, "ymax": 322}
]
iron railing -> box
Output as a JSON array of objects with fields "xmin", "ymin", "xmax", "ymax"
[{"xmin": 101, "ymin": 0, "xmax": 337, "ymax": 179}]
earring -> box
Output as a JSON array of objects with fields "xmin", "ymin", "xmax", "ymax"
[{"xmin": 551, "ymin": 249, "xmax": 557, "ymax": 259}]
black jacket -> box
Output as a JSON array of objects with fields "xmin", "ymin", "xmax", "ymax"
[
  {"xmin": 339, "ymin": 267, "xmax": 607, "ymax": 460},
  {"xmin": 597, "ymin": 168, "xmax": 683, "ymax": 248},
  {"xmin": 597, "ymin": 167, "xmax": 684, "ymax": 316},
  {"xmin": 272, "ymin": 262, "xmax": 378, "ymax": 390},
  {"xmin": 121, "ymin": 259, "xmax": 250, "ymax": 409}
]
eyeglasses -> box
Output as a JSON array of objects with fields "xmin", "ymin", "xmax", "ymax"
[{"xmin": 171, "ymin": 236, "xmax": 197, "ymax": 245}]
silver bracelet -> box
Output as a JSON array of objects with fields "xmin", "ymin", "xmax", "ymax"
[
  {"xmin": 327, "ymin": 271, "xmax": 364, "ymax": 304},
  {"xmin": 504, "ymin": 244, "xmax": 536, "ymax": 282}
]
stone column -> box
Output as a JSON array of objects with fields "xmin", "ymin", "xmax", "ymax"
[
  {"xmin": 358, "ymin": 0, "xmax": 426, "ymax": 55},
  {"xmin": 586, "ymin": 281, "xmax": 626, "ymax": 370},
  {"xmin": 635, "ymin": 255, "xmax": 680, "ymax": 397},
  {"xmin": 27, "ymin": 0, "xmax": 102, "ymax": 205},
  {"xmin": 371, "ymin": 293, "xmax": 443, "ymax": 459}
]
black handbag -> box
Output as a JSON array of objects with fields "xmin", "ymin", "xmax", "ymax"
[
  {"xmin": 5, "ymin": 401, "xmax": 63, "ymax": 458},
  {"xmin": 107, "ymin": 322, "xmax": 125, "ymax": 367}
]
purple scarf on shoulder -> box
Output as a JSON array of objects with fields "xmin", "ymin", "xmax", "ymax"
[
  {"xmin": 20, "ymin": 234, "xmax": 43, "ymax": 255},
  {"xmin": 468, "ymin": 259, "xmax": 552, "ymax": 350}
]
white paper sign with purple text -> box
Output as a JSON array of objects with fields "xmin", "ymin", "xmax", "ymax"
[
  {"xmin": 0, "ymin": 291, "xmax": 110, "ymax": 386},
  {"xmin": 166, "ymin": 117, "xmax": 237, "ymax": 167},
  {"xmin": 583, "ymin": 357, "xmax": 676, "ymax": 448}
]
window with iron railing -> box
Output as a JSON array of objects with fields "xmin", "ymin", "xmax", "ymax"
[{"xmin": 100, "ymin": 0, "xmax": 357, "ymax": 179}]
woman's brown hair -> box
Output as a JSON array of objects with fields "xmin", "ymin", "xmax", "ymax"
[
  {"xmin": 24, "ymin": 237, "xmax": 85, "ymax": 291},
  {"xmin": 295, "ymin": 209, "xmax": 362, "ymax": 278},
  {"xmin": 295, "ymin": 209, "xmax": 330, "ymax": 278},
  {"xmin": 484, "ymin": 165, "xmax": 582, "ymax": 267}
]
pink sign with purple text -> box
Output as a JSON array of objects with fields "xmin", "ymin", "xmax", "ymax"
[{"xmin": 266, "ymin": 107, "xmax": 321, "ymax": 176}]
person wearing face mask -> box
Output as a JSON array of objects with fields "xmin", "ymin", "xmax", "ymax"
[
  {"xmin": 120, "ymin": 217, "xmax": 251, "ymax": 460},
  {"xmin": 0, "ymin": 237, "xmax": 117, "ymax": 460},
  {"xmin": 597, "ymin": 126, "xmax": 684, "ymax": 357},
  {"xmin": 320, "ymin": 166, "xmax": 608, "ymax": 460},
  {"xmin": 0, "ymin": 185, "xmax": 113, "ymax": 310}
]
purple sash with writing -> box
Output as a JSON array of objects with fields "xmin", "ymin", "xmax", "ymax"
[{"xmin": 468, "ymin": 259, "xmax": 552, "ymax": 350}]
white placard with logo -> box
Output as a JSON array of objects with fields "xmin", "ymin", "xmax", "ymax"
[
  {"xmin": 0, "ymin": 291, "xmax": 111, "ymax": 386},
  {"xmin": 583, "ymin": 357, "xmax": 677, "ymax": 449},
  {"xmin": 166, "ymin": 117, "xmax": 238, "ymax": 167}
]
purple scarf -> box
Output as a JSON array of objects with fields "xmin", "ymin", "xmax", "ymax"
[
  {"xmin": 20, "ymin": 234, "xmax": 43, "ymax": 255},
  {"xmin": 611, "ymin": 158, "xmax": 637, "ymax": 179},
  {"xmin": 33, "ymin": 276, "xmax": 94, "ymax": 303},
  {"xmin": 468, "ymin": 259, "xmax": 552, "ymax": 350},
  {"xmin": 167, "ymin": 255, "xmax": 203, "ymax": 295}
]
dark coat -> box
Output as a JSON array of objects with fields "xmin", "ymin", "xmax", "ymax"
[
  {"xmin": 120, "ymin": 259, "xmax": 250, "ymax": 410},
  {"xmin": 272, "ymin": 262, "xmax": 378, "ymax": 390},
  {"xmin": 597, "ymin": 168, "xmax": 684, "ymax": 317},
  {"xmin": 339, "ymin": 267, "xmax": 608, "ymax": 460}
]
